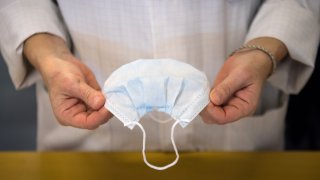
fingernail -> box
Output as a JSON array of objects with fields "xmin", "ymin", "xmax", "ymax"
[{"xmin": 210, "ymin": 90, "xmax": 215, "ymax": 101}]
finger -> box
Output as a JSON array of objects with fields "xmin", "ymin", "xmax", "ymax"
[
  {"xmin": 56, "ymin": 98, "xmax": 112, "ymax": 129},
  {"xmin": 199, "ymin": 103, "xmax": 218, "ymax": 124},
  {"xmin": 201, "ymin": 96, "xmax": 253, "ymax": 124},
  {"xmin": 200, "ymin": 102, "xmax": 231, "ymax": 124},
  {"xmin": 200, "ymin": 102, "xmax": 232, "ymax": 124},
  {"xmin": 83, "ymin": 68, "xmax": 102, "ymax": 91},
  {"xmin": 86, "ymin": 108, "xmax": 113, "ymax": 129},
  {"xmin": 73, "ymin": 60, "xmax": 101, "ymax": 90},
  {"xmin": 68, "ymin": 107, "xmax": 112, "ymax": 129},
  {"xmin": 86, "ymin": 73, "xmax": 101, "ymax": 91},
  {"xmin": 54, "ymin": 98, "xmax": 86, "ymax": 126},
  {"xmin": 210, "ymin": 73, "xmax": 248, "ymax": 106},
  {"xmin": 70, "ymin": 80, "xmax": 106, "ymax": 110}
]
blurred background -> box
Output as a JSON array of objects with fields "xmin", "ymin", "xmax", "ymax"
[
  {"xmin": 0, "ymin": 54, "xmax": 36, "ymax": 150},
  {"xmin": 285, "ymin": 46, "xmax": 320, "ymax": 150},
  {"xmin": 0, "ymin": 47, "xmax": 319, "ymax": 151}
]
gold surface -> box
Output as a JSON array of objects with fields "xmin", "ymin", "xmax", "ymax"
[{"xmin": 0, "ymin": 151, "xmax": 320, "ymax": 180}]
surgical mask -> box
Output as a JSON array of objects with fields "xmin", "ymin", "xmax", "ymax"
[{"xmin": 103, "ymin": 59, "xmax": 210, "ymax": 170}]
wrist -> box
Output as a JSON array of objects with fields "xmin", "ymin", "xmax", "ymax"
[
  {"xmin": 23, "ymin": 33, "xmax": 72, "ymax": 71},
  {"xmin": 230, "ymin": 44, "xmax": 276, "ymax": 77},
  {"xmin": 230, "ymin": 37, "xmax": 288, "ymax": 78},
  {"xmin": 245, "ymin": 37, "xmax": 288, "ymax": 63},
  {"xmin": 230, "ymin": 48, "xmax": 273, "ymax": 81}
]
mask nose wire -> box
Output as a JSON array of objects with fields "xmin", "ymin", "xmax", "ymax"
[{"xmin": 133, "ymin": 121, "xmax": 180, "ymax": 171}]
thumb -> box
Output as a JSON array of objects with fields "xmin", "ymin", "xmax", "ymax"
[
  {"xmin": 73, "ymin": 80, "xmax": 106, "ymax": 110},
  {"xmin": 210, "ymin": 74, "xmax": 244, "ymax": 106}
]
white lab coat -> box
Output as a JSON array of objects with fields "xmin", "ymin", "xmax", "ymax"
[{"xmin": 0, "ymin": 0, "xmax": 319, "ymax": 151}]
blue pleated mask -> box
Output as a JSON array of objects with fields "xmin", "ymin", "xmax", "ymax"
[{"xmin": 103, "ymin": 59, "xmax": 210, "ymax": 170}]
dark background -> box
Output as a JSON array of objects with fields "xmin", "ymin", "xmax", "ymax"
[
  {"xmin": 285, "ymin": 46, "xmax": 320, "ymax": 150},
  {"xmin": 0, "ymin": 46, "xmax": 319, "ymax": 151},
  {"xmin": 0, "ymin": 54, "xmax": 36, "ymax": 150}
]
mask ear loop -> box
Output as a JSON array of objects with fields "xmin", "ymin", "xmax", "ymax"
[
  {"xmin": 134, "ymin": 121, "xmax": 180, "ymax": 170},
  {"xmin": 148, "ymin": 113, "xmax": 173, "ymax": 124}
]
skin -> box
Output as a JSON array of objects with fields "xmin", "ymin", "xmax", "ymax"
[
  {"xmin": 200, "ymin": 37, "xmax": 288, "ymax": 124},
  {"xmin": 23, "ymin": 33, "xmax": 112, "ymax": 130},
  {"xmin": 23, "ymin": 33, "xmax": 287, "ymax": 129}
]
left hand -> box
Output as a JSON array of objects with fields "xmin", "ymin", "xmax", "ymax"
[
  {"xmin": 200, "ymin": 48, "xmax": 272, "ymax": 124},
  {"xmin": 200, "ymin": 37, "xmax": 288, "ymax": 124}
]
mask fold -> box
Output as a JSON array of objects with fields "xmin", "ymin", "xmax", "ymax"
[{"xmin": 103, "ymin": 59, "xmax": 210, "ymax": 169}]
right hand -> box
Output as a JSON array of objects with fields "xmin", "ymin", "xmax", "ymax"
[{"xmin": 24, "ymin": 33, "xmax": 112, "ymax": 129}]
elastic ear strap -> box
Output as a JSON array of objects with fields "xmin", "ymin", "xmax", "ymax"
[{"xmin": 134, "ymin": 121, "xmax": 180, "ymax": 171}]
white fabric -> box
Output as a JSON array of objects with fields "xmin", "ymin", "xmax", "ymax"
[
  {"xmin": 0, "ymin": 0, "xmax": 70, "ymax": 88},
  {"xmin": 245, "ymin": 0, "xmax": 320, "ymax": 94},
  {"xmin": 0, "ymin": 0, "xmax": 319, "ymax": 151}
]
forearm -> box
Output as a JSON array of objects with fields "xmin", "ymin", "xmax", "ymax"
[{"xmin": 23, "ymin": 33, "xmax": 72, "ymax": 72}]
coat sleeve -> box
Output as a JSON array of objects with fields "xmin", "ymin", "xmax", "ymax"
[
  {"xmin": 0, "ymin": 0, "xmax": 70, "ymax": 89},
  {"xmin": 245, "ymin": 0, "xmax": 320, "ymax": 94}
]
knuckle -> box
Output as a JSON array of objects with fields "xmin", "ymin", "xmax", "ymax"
[
  {"xmin": 52, "ymin": 72, "xmax": 73, "ymax": 86},
  {"xmin": 81, "ymin": 88, "xmax": 91, "ymax": 102},
  {"xmin": 55, "ymin": 116, "xmax": 68, "ymax": 126},
  {"xmin": 214, "ymin": 118, "xmax": 228, "ymax": 125},
  {"xmin": 243, "ymin": 100, "xmax": 258, "ymax": 117},
  {"xmin": 212, "ymin": 85, "xmax": 229, "ymax": 105},
  {"xmin": 55, "ymin": 115, "xmax": 69, "ymax": 126},
  {"xmin": 240, "ymin": 67, "xmax": 257, "ymax": 81},
  {"xmin": 52, "ymin": 104, "xmax": 71, "ymax": 127},
  {"xmin": 82, "ymin": 121, "xmax": 99, "ymax": 130},
  {"xmin": 206, "ymin": 108, "xmax": 229, "ymax": 125},
  {"xmin": 80, "ymin": 115, "xmax": 101, "ymax": 130}
]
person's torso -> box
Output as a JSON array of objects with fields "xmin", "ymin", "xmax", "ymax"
[{"xmin": 37, "ymin": 0, "xmax": 286, "ymax": 151}]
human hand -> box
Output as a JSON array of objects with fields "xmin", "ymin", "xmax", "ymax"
[
  {"xmin": 24, "ymin": 33, "xmax": 112, "ymax": 129},
  {"xmin": 200, "ymin": 37, "xmax": 288, "ymax": 124},
  {"xmin": 200, "ymin": 50, "xmax": 271, "ymax": 124},
  {"xmin": 42, "ymin": 56, "xmax": 112, "ymax": 129}
]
